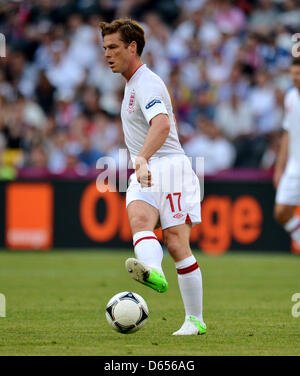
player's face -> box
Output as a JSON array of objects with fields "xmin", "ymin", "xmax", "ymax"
[
  {"xmin": 103, "ymin": 32, "xmax": 132, "ymax": 74},
  {"xmin": 290, "ymin": 65, "xmax": 300, "ymax": 89}
]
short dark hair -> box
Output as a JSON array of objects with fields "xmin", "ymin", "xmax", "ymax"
[
  {"xmin": 291, "ymin": 57, "xmax": 300, "ymax": 66},
  {"xmin": 99, "ymin": 18, "xmax": 145, "ymax": 56}
]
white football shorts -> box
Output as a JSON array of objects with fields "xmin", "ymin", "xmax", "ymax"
[{"xmin": 126, "ymin": 154, "xmax": 201, "ymax": 230}]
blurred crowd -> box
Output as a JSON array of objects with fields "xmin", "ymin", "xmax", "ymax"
[{"xmin": 0, "ymin": 0, "xmax": 299, "ymax": 179}]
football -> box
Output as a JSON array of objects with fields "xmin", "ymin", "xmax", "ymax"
[{"xmin": 105, "ymin": 291, "xmax": 149, "ymax": 334}]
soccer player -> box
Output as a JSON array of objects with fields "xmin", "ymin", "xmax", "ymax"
[
  {"xmin": 274, "ymin": 58, "xmax": 300, "ymax": 250},
  {"xmin": 100, "ymin": 19, "xmax": 206, "ymax": 335}
]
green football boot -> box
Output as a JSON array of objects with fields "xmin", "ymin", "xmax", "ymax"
[
  {"xmin": 173, "ymin": 316, "xmax": 207, "ymax": 336},
  {"xmin": 125, "ymin": 258, "xmax": 168, "ymax": 293}
]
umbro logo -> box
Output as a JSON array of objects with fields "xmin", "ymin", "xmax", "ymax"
[{"xmin": 173, "ymin": 213, "xmax": 184, "ymax": 219}]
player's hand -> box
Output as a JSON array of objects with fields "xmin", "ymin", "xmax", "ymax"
[{"xmin": 135, "ymin": 157, "xmax": 152, "ymax": 188}]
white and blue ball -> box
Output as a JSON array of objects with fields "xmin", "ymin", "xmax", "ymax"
[{"xmin": 105, "ymin": 291, "xmax": 149, "ymax": 333}]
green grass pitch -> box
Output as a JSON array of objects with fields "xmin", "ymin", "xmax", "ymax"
[{"xmin": 0, "ymin": 249, "xmax": 299, "ymax": 356}]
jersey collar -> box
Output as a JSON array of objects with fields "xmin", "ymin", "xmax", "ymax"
[{"xmin": 127, "ymin": 64, "xmax": 146, "ymax": 83}]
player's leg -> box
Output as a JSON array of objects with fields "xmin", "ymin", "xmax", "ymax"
[
  {"xmin": 125, "ymin": 200, "xmax": 168, "ymax": 292},
  {"xmin": 128, "ymin": 199, "xmax": 162, "ymax": 271},
  {"xmin": 163, "ymin": 223, "xmax": 206, "ymax": 335},
  {"xmin": 274, "ymin": 203, "xmax": 295, "ymax": 225},
  {"xmin": 274, "ymin": 172, "xmax": 300, "ymax": 248},
  {"xmin": 274, "ymin": 203, "xmax": 300, "ymax": 244}
]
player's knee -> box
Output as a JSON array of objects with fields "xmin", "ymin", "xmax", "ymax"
[
  {"xmin": 130, "ymin": 214, "xmax": 151, "ymax": 233},
  {"xmin": 165, "ymin": 238, "xmax": 179, "ymax": 256},
  {"xmin": 164, "ymin": 230, "xmax": 178, "ymax": 250},
  {"xmin": 164, "ymin": 231, "xmax": 190, "ymax": 260}
]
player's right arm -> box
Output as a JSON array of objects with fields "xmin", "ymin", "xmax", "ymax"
[{"xmin": 273, "ymin": 130, "xmax": 289, "ymax": 188}]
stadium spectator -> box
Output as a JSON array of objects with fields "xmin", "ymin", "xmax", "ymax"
[
  {"xmin": 214, "ymin": 0, "xmax": 246, "ymax": 35},
  {"xmin": 217, "ymin": 63, "xmax": 249, "ymax": 102},
  {"xmin": 0, "ymin": 0, "xmax": 297, "ymax": 178},
  {"xmin": 47, "ymin": 129, "xmax": 68, "ymax": 174},
  {"xmin": 78, "ymin": 135, "xmax": 104, "ymax": 169},
  {"xmin": 215, "ymin": 93, "xmax": 253, "ymax": 141},
  {"xmin": 247, "ymin": 69, "xmax": 281, "ymax": 135},
  {"xmin": 249, "ymin": 0, "xmax": 279, "ymax": 35},
  {"xmin": 183, "ymin": 116, "xmax": 236, "ymax": 175}
]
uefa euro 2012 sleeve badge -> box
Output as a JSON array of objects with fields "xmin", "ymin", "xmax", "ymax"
[{"xmin": 127, "ymin": 89, "xmax": 135, "ymax": 114}]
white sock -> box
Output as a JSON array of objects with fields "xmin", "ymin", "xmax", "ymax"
[
  {"xmin": 176, "ymin": 255, "xmax": 204, "ymax": 325},
  {"xmin": 133, "ymin": 231, "xmax": 164, "ymax": 274},
  {"xmin": 284, "ymin": 216, "xmax": 300, "ymax": 243}
]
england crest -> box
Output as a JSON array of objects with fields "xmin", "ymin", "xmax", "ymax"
[{"xmin": 127, "ymin": 89, "xmax": 135, "ymax": 113}]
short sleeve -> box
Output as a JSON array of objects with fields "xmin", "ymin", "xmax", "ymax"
[{"xmin": 136, "ymin": 80, "xmax": 168, "ymax": 124}]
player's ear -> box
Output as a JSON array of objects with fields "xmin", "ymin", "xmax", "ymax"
[{"xmin": 129, "ymin": 41, "xmax": 137, "ymax": 55}]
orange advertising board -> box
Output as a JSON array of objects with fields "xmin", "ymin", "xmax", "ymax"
[
  {"xmin": 0, "ymin": 180, "xmax": 292, "ymax": 252},
  {"xmin": 6, "ymin": 183, "xmax": 53, "ymax": 250}
]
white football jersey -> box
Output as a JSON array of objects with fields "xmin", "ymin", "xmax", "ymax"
[
  {"xmin": 120, "ymin": 64, "xmax": 184, "ymax": 162},
  {"xmin": 283, "ymin": 87, "xmax": 300, "ymax": 175}
]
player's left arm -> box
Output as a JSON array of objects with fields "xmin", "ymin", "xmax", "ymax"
[
  {"xmin": 137, "ymin": 113, "xmax": 170, "ymax": 162},
  {"xmin": 136, "ymin": 113, "xmax": 170, "ymax": 187}
]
